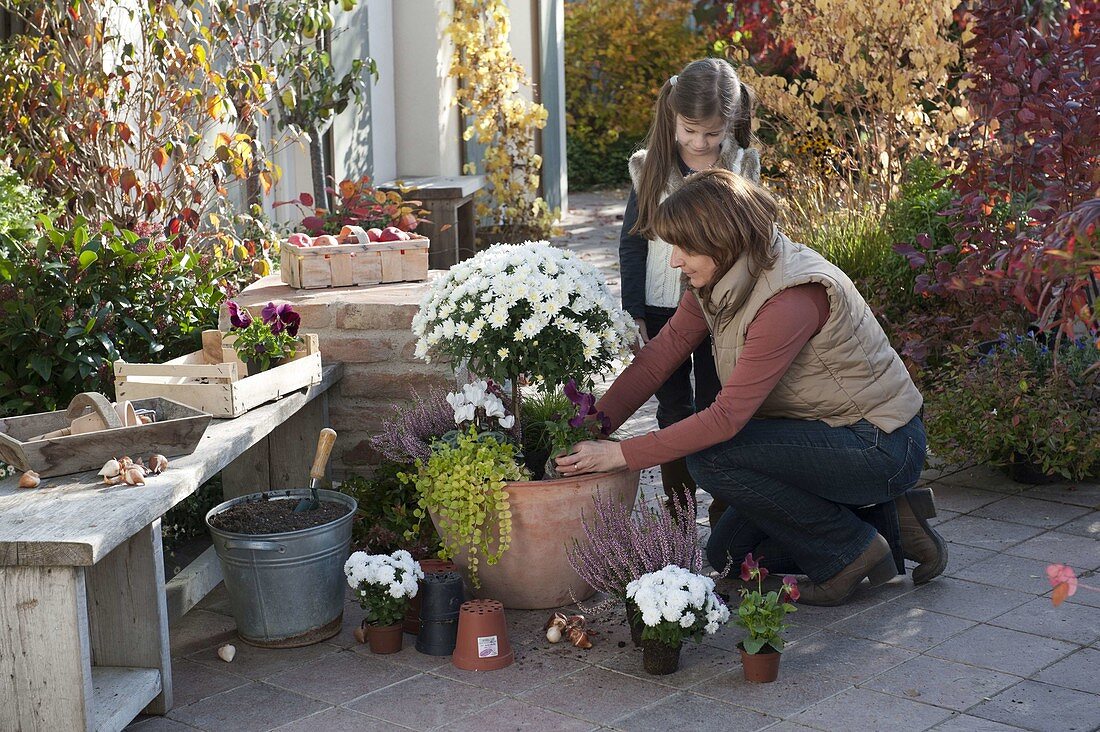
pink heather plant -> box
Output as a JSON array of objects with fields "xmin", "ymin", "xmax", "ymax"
[
  {"xmin": 370, "ymin": 387, "xmax": 456, "ymax": 464},
  {"xmin": 567, "ymin": 491, "xmax": 702, "ymax": 607}
]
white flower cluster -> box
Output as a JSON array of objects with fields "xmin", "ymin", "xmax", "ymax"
[
  {"xmin": 411, "ymin": 241, "xmax": 637, "ymax": 378},
  {"xmin": 626, "ymin": 565, "xmax": 730, "ymax": 635},
  {"xmin": 344, "ymin": 549, "xmax": 425, "ymax": 600},
  {"xmin": 446, "ymin": 380, "xmax": 515, "ymax": 429}
]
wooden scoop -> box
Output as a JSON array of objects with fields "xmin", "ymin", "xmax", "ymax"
[{"xmin": 294, "ymin": 428, "xmax": 337, "ymax": 512}]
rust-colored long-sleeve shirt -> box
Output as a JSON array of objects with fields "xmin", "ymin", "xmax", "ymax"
[{"xmin": 597, "ymin": 283, "xmax": 830, "ymax": 470}]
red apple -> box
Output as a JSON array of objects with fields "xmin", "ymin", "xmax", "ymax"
[
  {"xmin": 287, "ymin": 232, "xmax": 312, "ymax": 248},
  {"xmin": 366, "ymin": 228, "xmax": 383, "ymax": 242},
  {"xmin": 378, "ymin": 226, "xmax": 409, "ymax": 242},
  {"xmin": 313, "ymin": 234, "xmax": 339, "ymax": 247}
]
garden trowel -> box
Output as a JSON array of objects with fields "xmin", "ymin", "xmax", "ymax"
[{"xmin": 294, "ymin": 427, "xmax": 337, "ymax": 512}]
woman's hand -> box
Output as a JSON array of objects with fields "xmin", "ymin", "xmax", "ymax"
[{"xmin": 555, "ymin": 440, "xmax": 627, "ymax": 476}]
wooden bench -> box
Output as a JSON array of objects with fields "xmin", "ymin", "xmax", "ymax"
[
  {"xmin": 0, "ymin": 365, "xmax": 341, "ymax": 732},
  {"xmin": 379, "ymin": 174, "xmax": 487, "ymax": 269}
]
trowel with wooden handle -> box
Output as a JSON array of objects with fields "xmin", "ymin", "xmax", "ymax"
[{"xmin": 294, "ymin": 427, "xmax": 337, "ymax": 512}]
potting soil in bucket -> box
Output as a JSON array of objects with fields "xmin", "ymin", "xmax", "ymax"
[{"xmin": 206, "ymin": 488, "xmax": 356, "ymax": 648}]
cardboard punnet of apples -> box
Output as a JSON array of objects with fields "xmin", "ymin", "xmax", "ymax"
[{"xmin": 285, "ymin": 223, "xmax": 426, "ymax": 249}]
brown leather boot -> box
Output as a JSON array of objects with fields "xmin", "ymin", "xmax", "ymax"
[
  {"xmin": 660, "ymin": 458, "xmax": 695, "ymax": 514},
  {"xmin": 796, "ymin": 533, "xmax": 895, "ymax": 607},
  {"xmin": 897, "ymin": 487, "xmax": 948, "ymax": 584}
]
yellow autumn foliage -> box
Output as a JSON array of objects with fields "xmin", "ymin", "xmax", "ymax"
[{"xmin": 446, "ymin": 0, "xmax": 557, "ymax": 240}]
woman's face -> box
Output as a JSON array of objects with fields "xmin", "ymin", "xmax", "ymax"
[{"xmin": 669, "ymin": 245, "xmax": 719, "ymax": 288}]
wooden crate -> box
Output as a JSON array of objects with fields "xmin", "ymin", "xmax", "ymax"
[
  {"xmin": 0, "ymin": 395, "xmax": 211, "ymax": 478},
  {"xmin": 280, "ymin": 235, "xmax": 430, "ymax": 289},
  {"xmin": 114, "ymin": 330, "xmax": 323, "ymax": 418}
]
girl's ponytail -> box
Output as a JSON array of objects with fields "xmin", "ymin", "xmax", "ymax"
[
  {"xmin": 732, "ymin": 81, "xmax": 756, "ymax": 150},
  {"xmin": 632, "ymin": 79, "xmax": 679, "ymax": 238}
]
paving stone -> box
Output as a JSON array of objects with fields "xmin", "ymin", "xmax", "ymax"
[
  {"xmin": 859, "ymin": 655, "xmax": 1018, "ymax": 711},
  {"xmin": 437, "ymin": 698, "xmax": 597, "ymax": 732},
  {"xmin": 941, "ymin": 542, "xmax": 1001, "ymax": 577},
  {"xmin": 935, "ymin": 515, "xmax": 1044, "ymax": 551},
  {"xmin": 930, "ymin": 714, "xmax": 1030, "ymax": 731},
  {"xmin": 356, "ymin": 637, "xmax": 453, "ymax": 671},
  {"xmin": 126, "ymin": 717, "xmax": 204, "ymax": 731},
  {"xmin": 186, "ymin": 637, "xmax": 340, "ymax": 681},
  {"xmin": 516, "ymin": 666, "xmax": 676, "ymax": 724},
  {"xmin": 922, "ymin": 465, "xmax": 1017, "ymax": 491},
  {"xmin": 270, "ymin": 707, "xmax": 411, "ymax": 731},
  {"xmin": 791, "ymin": 687, "xmax": 953, "ymax": 732},
  {"xmin": 169, "ymin": 609, "xmax": 239, "ymax": 657},
  {"xmin": 789, "ymin": 578, "xmax": 914, "ymax": 628},
  {"xmin": 264, "ymin": 649, "xmax": 420, "ymax": 705},
  {"xmin": 611, "ymin": 690, "xmax": 776, "ymax": 732},
  {"xmin": 1021, "ymin": 482, "xmax": 1100, "ymax": 509},
  {"xmin": 1004, "ymin": 531, "xmax": 1100, "ymax": 571},
  {"xmin": 971, "ymin": 496, "xmax": 1093, "ymax": 530},
  {"xmin": 756, "ymin": 724, "xmax": 821, "ymax": 732},
  {"xmin": 167, "ymin": 682, "xmax": 328, "ymax": 732},
  {"xmin": 169, "ymin": 657, "xmax": 249, "ymax": 708},
  {"xmin": 891, "ymin": 577, "xmax": 1034, "ymax": 622},
  {"xmin": 690, "ymin": 669, "xmax": 852, "ymax": 719},
  {"xmin": 988, "ymin": 597, "xmax": 1100, "ymax": 645},
  {"xmin": 194, "ymin": 583, "xmax": 235, "ymax": 616},
  {"xmin": 968, "ymin": 680, "xmax": 1100, "ymax": 732},
  {"xmin": 595, "ymin": 641, "xmax": 738, "ymax": 690},
  {"xmin": 1033, "ymin": 647, "xmax": 1100, "ymax": 695},
  {"xmin": 950, "ymin": 553, "xmax": 1058, "ymax": 595},
  {"xmin": 926, "ymin": 624, "xmax": 1078, "ymax": 676},
  {"xmin": 923, "ymin": 484, "xmax": 1005, "ymax": 513},
  {"xmin": 1054, "ymin": 511, "xmax": 1100, "ymax": 539},
  {"xmin": 345, "ymin": 673, "xmax": 505, "ymax": 729},
  {"xmin": 827, "ymin": 604, "xmax": 976, "ymax": 651},
  {"xmin": 929, "ymin": 509, "xmax": 962, "ymax": 527},
  {"xmin": 432, "ymin": 643, "xmax": 589, "ymax": 695},
  {"xmin": 704, "ymin": 621, "xmax": 821, "ymax": 653}
]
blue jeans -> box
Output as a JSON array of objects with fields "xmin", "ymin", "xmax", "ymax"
[
  {"xmin": 688, "ymin": 414, "xmax": 926, "ymax": 583},
  {"xmin": 645, "ymin": 307, "xmax": 720, "ymax": 428}
]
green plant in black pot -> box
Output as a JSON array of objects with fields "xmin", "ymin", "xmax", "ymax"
[{"xmin": 927, "ymin": 334, "xmax": 1100, "ymax": 482}]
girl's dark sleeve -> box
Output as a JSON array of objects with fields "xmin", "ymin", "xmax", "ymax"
[{"xmin": 619, "ymin": 186, "xmax": 648, "ymax": 320}]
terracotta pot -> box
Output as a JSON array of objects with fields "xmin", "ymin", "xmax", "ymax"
[
  {"xmin": 365, "ymin": 621, "xmax": 404, "ymax": 654},
  {"xmin": 739, "ymin": 643, "xmax": 781, "ymax": 683},
  {"xmin": 429, "ymin": 469, "xmax": 640, "ymax": 609},
  {"xmin": 641, "ymin": 638, "xmax": 682, "ymax": 675},
  {"xmin": 452, "ymin": 599, "xmax": 514, "ymax": 671},
  {"xmin": 404, "ymin": 559, "xmax": 459, "ymax": 634}
]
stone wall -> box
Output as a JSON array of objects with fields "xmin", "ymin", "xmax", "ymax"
[{"xmin": 228, "ymin": 274, "xmax": 452, "ymax": 478}]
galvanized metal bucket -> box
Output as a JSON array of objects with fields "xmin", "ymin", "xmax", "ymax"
[{"xmin": 206, "ymin": 488, "xmax": 356, "ymax": 648}]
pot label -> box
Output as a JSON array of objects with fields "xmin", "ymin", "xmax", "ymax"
[{"xmin": 477, "ymin": 635, "xmax": 499, "ymax": 658}]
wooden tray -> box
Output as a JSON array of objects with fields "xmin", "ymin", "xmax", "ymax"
[
  {"xmin": 114, "ymin": 330, "xmax": 323, "ymax": 419},
  {"xmin": 0, "ymin": 394, "xmax": 211, "ymax": 478},
  {"xmin": 280, "ymin": 235, "xmax": 429, "ymax": 289}
]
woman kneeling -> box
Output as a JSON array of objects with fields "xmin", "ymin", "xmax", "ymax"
[{"xmin": 557, "ymin": 169, "xmax": 945, "ymax": 606}]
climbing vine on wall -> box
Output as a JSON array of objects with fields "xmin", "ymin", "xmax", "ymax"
[{"xmin": 445, "ymin": 0, "xmax": 558, "ymax": 243}]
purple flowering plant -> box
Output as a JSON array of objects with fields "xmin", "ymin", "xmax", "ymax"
[
  {"xmin": 370, "ymin": 386, "xmax": 457, "ymax": 465},
  {"xmin": 543, "ymin": 379, "xmax": 612, "ymax": 464},
  {"xmin": 227, "ymin": 300, "xmax": 302, "ymax": 373}
]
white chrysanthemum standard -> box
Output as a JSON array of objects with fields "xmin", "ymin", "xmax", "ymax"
[
  {"xmin": 344, "ymin": 550, "xmax": 425, "ymax": 628},
  {"xmin": 626, "ymin": 564, "xmax": 730, "ymax": 644},
  {"xmin": 412, "ymin": 241, "xmax": 637, "ymax": 429}
]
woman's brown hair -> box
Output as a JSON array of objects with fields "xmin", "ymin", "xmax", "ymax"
[
  {"xmin": 652, "ymin": 169, "xmax": 778, "ymax": 313},
  {"xmin": 632, "ymin": 58, "xmax": 756, "ymax": 240}
]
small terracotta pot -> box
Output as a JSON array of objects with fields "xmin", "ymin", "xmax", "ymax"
[
  {"xmin": 365, "ymin": 622, "xmax": 404, "ymax": 654},
  {"xmin": 404, "ymin": 559, "xmax": 459, "ymax": 634},
  {"xmin": 641, "ymin": 638, "xmax": 681, "ymax": 675},
  {"xmin": 739, "ymin": 643, "xmax": 781, "ymax": 683},
  {"xmin": 452, "ymin": 599, "xmax": 514, "ymax": 671}
]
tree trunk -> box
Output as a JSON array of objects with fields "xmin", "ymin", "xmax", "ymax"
[{"xmin": 309, "ymin": 134, "xmax": 328, "ymax": 211}]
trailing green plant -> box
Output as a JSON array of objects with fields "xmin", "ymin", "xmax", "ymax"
[
  {"xmin": 340, "ymin": 462, "xmax": 441, "ymax": 558},
  {"xmin": 401, "ymin": 427, "xmax": 529, "ymax": 587},
  {"xmin": 0, "ymin": 217, "xmax": 245, "ymax": 416},
  {"xmin": 926, "ymin": 334, "xmax": 1100, "ymax": 482}
]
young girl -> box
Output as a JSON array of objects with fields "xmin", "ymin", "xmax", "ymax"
[
  {"xmin": 564, "ymin": 170, "xmax": 946, "ymax": 606},
  {"xmin": 619, "ymin": 58, "xmax": 760, "ymax": 521}
]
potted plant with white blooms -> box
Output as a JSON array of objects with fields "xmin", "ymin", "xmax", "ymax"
[
  {"xmin": 409, "ymin": 241, "xmax": 641, "ymax": 609},
  {"xmin": 626, "ymin": 564, "xmax": 730, "ymax": 675},
  {"xmin": 344, "ymin": 550, "xmax": 424, "ymax": 654}
]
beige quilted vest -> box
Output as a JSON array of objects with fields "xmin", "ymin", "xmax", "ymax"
[{"xmin": 698, "ymin": 230, "xmax": 923, "ymax": 432}]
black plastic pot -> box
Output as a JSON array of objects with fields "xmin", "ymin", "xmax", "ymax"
[{"xmin": 415, "ymin": 571, "xmax": 464, "ymax": 655}]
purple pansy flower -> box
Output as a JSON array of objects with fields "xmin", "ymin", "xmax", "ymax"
[
  {"xmin": 564, "ymin": 379, "xmax": 612, "ymax": 435},
  {"xmin": 227, "ymin": 300, "xmax": 252, "ymax": 329},
  {"xmin": 260, "ymin": 302, "xmax": 301, "ymax": 337}
]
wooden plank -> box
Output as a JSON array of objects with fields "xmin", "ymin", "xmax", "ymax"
[
  {"xmin": 228, "ymin": 352, "xmax": 323, "ymax": 416},
  {"xmin": 165, "ymin": 545, "xmax": 224, "ymax": 624},
  {"xmin": 298, "ymin": 255, "xmax": 332, "ymax": 289},
  {"xmin": 380, "ymin": 249, "xmax": 403, "ymax": 283},
  {"xmin": 378, "ymin": 174, "xmax": 487, "ymax": 199},
  {"xmin": 115, "ymin": 362, "xmax": 237, "ymax": 380},
  {"xmin": 86, "ymin": 521, "xmax": 172, "ymax": 714},
  {"xmin": 0, "ymin": 565, "xmax": 94, "ymax": 730},
  {"xmin": 329, "ymin": 253, "xmax": 354, "ymax": 287},
  {"xmin": 117, "ymin": 381, "xmax": 234, "ymax": 417},
  {"xmin": 0, "ymin": 364, "xmax": 343, "ymax": 567},
  {"xmin": 221, "ymin": 434, "xmax": 272, "ymax": 499},
  {"xmin": 91, "ymin": 667, "xmax": 162, "ymax": 732},
  {"xmin": 267, "ymin": 395, "xmax": 325, "ymax": 490},
  {"xmin": 351, "ymin": 251, "xmax": 382, "ymax": 283}
]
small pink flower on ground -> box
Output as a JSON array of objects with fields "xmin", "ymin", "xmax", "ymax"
[
  {"xmin": 1046, "ymin": 563, "xmax": 1078, "ymax": 606},
  {"xmin": 739, "ymin": 552, "xmax": 768, "ymax": 582}
]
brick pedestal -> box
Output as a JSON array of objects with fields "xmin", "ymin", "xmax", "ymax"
[{"xmin": 227, "ymin": 274, "xmax": 452, "ymax": 477}]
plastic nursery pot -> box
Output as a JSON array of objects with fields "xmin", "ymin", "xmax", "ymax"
[
  {"xmin": 640, "ymin": 638, "xmax": 682, "ymax": 675},
  {"xmin": 366, "ymin": 621, "xmax": 404, "ymax": 655},
  {"xmin": 404, "ymin": 559, "xmax": 459, "ymax": 634},
  {"xmin": 416, "ymin": 571, "xmax": 465, "ymax": 656},
  {"xmin": 626, "ymin": 604, "xmax": 644, "ymax": 648},
  {"xmin": 452, "ymin": 599, "xmax": 514, "ymax": 671},
  {"xmin": 738, "ymin": 643, "xmax": 781, "ymax": 683}
]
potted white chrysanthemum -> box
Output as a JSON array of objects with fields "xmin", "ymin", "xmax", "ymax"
[
  {"xmin": 626, "ymin": 565, "xmax": 730, "ymax": 675},
  {"xmin": 409, "ymin": 241, "xmax": 641, "ymax": 609},
  {"xmin": 344, "ymin": 550, "xmax": 424, "ymax": 654}
]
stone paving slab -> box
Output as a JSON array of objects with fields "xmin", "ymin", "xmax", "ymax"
[{"xmin": 128, "ymin": 191, "xmax": 1100, "ymax": 732}]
